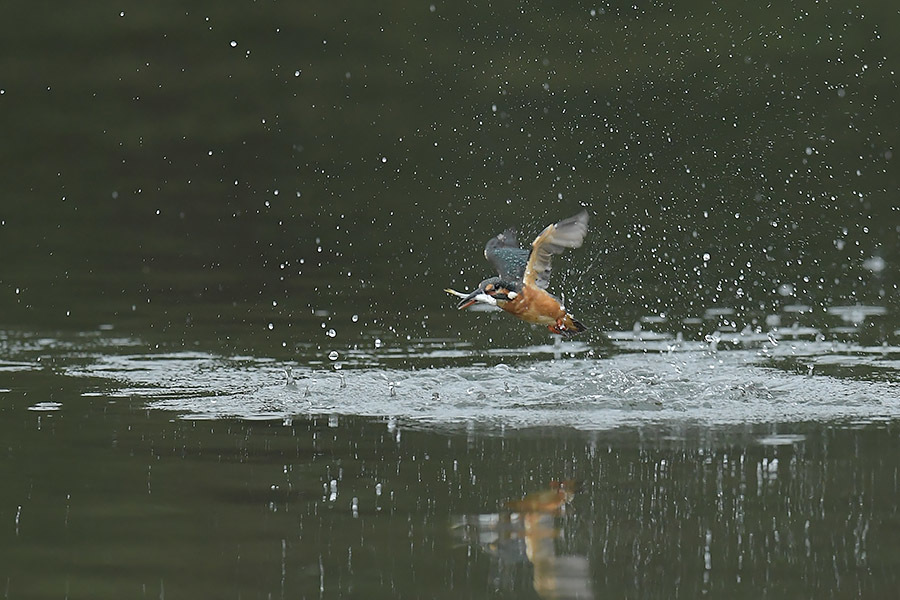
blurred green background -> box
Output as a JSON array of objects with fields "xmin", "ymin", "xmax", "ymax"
[{"xmin": 0, "ymin": 0, "xmax": 896, "ymax": 352}]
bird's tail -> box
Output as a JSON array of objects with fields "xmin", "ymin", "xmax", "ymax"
[{"xmin": 559, "ymin": 313, "xmax": 587, "ymax": 336}]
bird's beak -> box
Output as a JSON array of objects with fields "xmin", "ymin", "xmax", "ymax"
[
  {"xmin": 445, "ymin": 287, "xmax": 496, "ymax": 310},
  {"xmin": 456, "ymin": 289, "xmax": 481, "ymax": 310}
]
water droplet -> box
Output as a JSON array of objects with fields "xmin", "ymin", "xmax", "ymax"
[
  {"xmin": 862, "ymin": 256, "xmax": 886, "ymax": 273},
  {"xmin": 374, "ymin": 338, "xmax": 383, "ymax": 348},
  {"xmin": 328, "ymin": 350, "xmax": 339, "ymax": 361},
  {"xmin": 351, "ymin": 314, "xmax": 359, "ymax": 323},
  {"xmin": 268, "ymin": 322, "xmax": 274, "ymax": 330},
  {"xmin": 329, "ymin": 479, "xmax": 338, "ymax": 502},
  {"xmin": 326, "ymin": 328, "xmax": 336, "ymax": 338}
]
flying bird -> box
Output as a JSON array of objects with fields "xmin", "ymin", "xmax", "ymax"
[{"xmin": 445, "ymin": 210, "xmax": 589, "ymax": 336}]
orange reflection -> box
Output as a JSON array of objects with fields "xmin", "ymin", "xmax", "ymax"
[{"xmin": 452, "ymin": 480, "xmax": 592, "ymax": 599}]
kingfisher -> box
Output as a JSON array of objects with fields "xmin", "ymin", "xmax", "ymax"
[{"xmin": 445, "ymin": 210, "xmax": 589, "ymax": 336}]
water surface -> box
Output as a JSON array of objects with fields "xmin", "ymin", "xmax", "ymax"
[{"xmin": 2, "ymin": 307, "xmax": 898, "ymax": 598}]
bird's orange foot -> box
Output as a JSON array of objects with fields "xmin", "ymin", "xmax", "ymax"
[{"xmin": 548, "ymin": 319, "xmax": 567, "ymax": 335}]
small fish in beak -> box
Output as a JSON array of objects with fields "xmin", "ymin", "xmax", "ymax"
[{"xmin": 444, "ymin": 288, "xmax": 497, "ymax": 310}]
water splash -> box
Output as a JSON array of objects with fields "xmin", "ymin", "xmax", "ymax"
[{"xmin": 56, "ymin": 341, "xmax": 900, "ymax": 431}]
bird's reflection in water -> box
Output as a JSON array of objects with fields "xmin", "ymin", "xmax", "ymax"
[{"xmin": 452, "ymin": 480, "xmax": 593, "ymax": 599}]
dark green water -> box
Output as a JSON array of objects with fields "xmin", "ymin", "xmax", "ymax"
[{"xmin": 1, "ymin": 0, "xmax": 898, "ymax": 598}]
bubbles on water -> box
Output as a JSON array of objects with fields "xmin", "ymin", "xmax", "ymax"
[
  {"xmin": 268, "ymin": 322, "xmax": 274, "ymax": 330},
  {"xmin": 351, "ymin": 314, "xmax": 359, "ymax": 323},
  {"xmin": 328, "ymin": 350, "xmax": 339, "ymax": 361},
  {"xmin": 326, "ymin": 328, "xmax": 336, "ymax": 338},
  {"xmin": 374, "ymin": 338, "xmax": 383, "ymax": 349}
]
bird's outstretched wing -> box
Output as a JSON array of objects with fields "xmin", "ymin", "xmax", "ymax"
[
  {"xmin": 523, "ymin": 210, "xmax": 589, "ymax": 289},
  {"xmin": 484, "ymin": 229, "xmax": 529, "ymax": 283}
]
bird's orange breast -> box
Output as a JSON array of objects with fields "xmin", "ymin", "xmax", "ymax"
[{"xmin": 500, "ymin": 285, "xmax": 566, "ymax": 326}]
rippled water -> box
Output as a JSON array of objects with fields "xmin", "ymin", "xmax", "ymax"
[
  {"xmin": 4, "ymin": 306, "xmax": 895, "ymax": 429},
  {"xmin": 1, "ymin": 304, "xmax": 899, "ymax": 598},
  {"xmin": 45, "ymin": 338, "xmax": 897, "ymax": 429}
]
